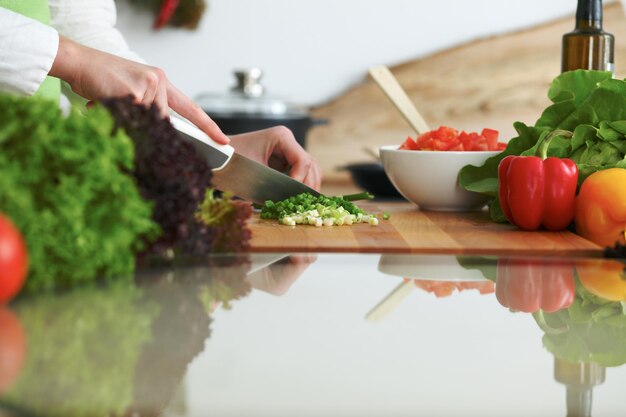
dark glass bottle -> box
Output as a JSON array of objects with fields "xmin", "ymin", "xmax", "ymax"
[{"xmin": 561, "ymin": 0, "xmax": 614, "ymax": 73}]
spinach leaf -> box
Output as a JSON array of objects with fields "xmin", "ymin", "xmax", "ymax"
[{"xmin": 547, "ymin": 70, "xmax": 612, "ymax": 106}]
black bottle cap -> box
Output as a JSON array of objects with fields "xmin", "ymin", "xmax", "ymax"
[{"xmin": 576, "ymin": 0, "xmax": 602, "ymax": 22}]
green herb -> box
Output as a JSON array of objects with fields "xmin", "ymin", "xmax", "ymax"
[
  {"xmin": 260, "ymin": 192, "xmax": 377, "ymax": 226},
  {"xmin": 0, "ymin": 96, "xmax": 158, "ymax": 292},
  {"xmin": 459, "ymin": 70, "xmax": 626, "ymax": 222}
]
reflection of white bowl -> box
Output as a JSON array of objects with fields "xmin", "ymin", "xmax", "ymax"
[
  {"xmin": 378, "ymin": 254, "xmax": 488, "ymax": 282},
  {"xmin": 379, "ymin": 146, "xmax": 500, "ymax": 211}
]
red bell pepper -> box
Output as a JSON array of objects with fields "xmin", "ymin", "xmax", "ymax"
[
  {"xmin": 496, "ymin": 257, "xmax": 575, "ymax": 313},
  {"xmin": 498, "ymin": 130, "xmax": 578, "ymax": 231}
]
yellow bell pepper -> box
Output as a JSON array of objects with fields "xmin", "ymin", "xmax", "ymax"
[
  {"xmin": 575, "ymin": 168, "xmax": 626, "ymax": 247},
  {"xmin": 576, "ymin": 260, "xmax": 626, "ymax": 302}
]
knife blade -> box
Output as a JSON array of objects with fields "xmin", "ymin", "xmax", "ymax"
[{"xmin": 170, "ymin": 116, "xmax": 320, "ymax": 204}]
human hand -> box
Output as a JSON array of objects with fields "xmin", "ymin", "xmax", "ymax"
[
  {"xmin": 247, "ymin": 254, "xmax": 318, "ymax": 296},
  {"xmin": 49, "ymin": 36, "xmax": 229, "ymax": 145},
  {"xmin": 229, "ymin": 126, "xmax": 322, "ymax": 191}
]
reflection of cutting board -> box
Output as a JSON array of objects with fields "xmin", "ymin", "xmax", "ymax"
[{"xmin": 249, "ymin": 202, "xmax": 602, "ymax": 256}]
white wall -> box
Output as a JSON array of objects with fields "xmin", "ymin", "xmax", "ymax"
[{"xmin": 115, "ymin": 0, "xmax": 602, "ymax": 107}]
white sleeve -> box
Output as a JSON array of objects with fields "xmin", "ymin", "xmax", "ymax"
[
  {"xmin": 49, "ymin": 0, "xmax": 145, "ymax": 63},
  {"xmin": 0, "ymin": 8, "xmax": 59, "ymax": 96}
]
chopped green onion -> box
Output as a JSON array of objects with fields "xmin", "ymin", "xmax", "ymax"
[{"xmin": 260, "ymin": 192, "xmax": 378, "ymax": 227}]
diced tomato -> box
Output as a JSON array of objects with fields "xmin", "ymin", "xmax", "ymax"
[
  {"xmin": 481, "ymin": 128, "xmax": 499, "ymax": 150},
  {"xmin": 399, "ymin": 126, "xmax": 505, "ymax": 152},
  {"xmin": 416, "ymin": 132, "xmax": 433, "ymax": 150},
  {"xmin": 399, "ymin": 136, "xmax": 418, "ymax": 150},
  {"xmin": 432, "ymin": 138, "xmax": 451, "ymax": 151},
  {"xmin": 449, "ymin": 142, "xmax": 464, "ymax": 151},
  {"xmin": 434, "ymin": 126, "xmax": 458, "ymax": 142}
]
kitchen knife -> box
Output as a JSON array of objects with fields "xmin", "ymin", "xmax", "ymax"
[{"xmin": 170, "ymin": 116, "xmax": 320, "ymax": 204}]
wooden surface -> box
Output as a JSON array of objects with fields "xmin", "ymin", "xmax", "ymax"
[
  {"xmin": 307, "ymin": 2, "xmax": 626, "ymax": 182},
  {"xmin": 249, "ymin": 202, "xmax": 602, "ymax": 257}
]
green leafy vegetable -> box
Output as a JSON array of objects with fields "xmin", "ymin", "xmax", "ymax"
[
  {"xmin": 103, "ymin": 97, "xmax": 253, "ymax": 256},
  {"xmin": 459, "ymin": 70, "xmax": 626, "ymax": 222},
  {"xmin": 0, "ymin": 95, "xmax": 158, "ymax": 292}
]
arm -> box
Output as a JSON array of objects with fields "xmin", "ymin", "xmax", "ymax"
[
  {"xmin": 47, "ymin": 0, "xmax": 229, "ymax": 144},
  {"xmin": 0, "ymin": 8, "xmax": 59, "ymax": 96},
  {"xmin": 49, "ymin": 36, "xmax": 229, "ymax": 144},
  {"xmin": 48, "ymin": 0, "xmax": 143, "ymax": 63}
]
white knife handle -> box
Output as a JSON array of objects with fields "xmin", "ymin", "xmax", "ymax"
[{"xmin": 170, "ymin": 115, "xmax": 234, "ymax": 170}]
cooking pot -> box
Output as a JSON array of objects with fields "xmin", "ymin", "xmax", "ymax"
[
  {"xmin": 339, "ymin": 162, "xmax": 404, "ymax": 200},
  {"xmin": 196, "ymin": 68, "xmax": 327, "ymax": 149}
]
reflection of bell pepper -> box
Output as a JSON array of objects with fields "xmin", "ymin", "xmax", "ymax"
[
  {"xmin": 576, "ymin": 259, "xmax": 626, "ymax": 302},
  {"xmin": 496, "ymin": 258, "xmax": 575, "ymax": 313},
  {"xmin": 498, "ymin": 130, "xmax": 578, "ymax": 231},
  {"xmin": 575, "ymin": 168, "xmax": 626, "ymax": 247}
]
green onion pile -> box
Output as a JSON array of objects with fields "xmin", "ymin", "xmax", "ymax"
[{"xmin": 260, "ymin": 192, "xmax": 380, "ymax": 227}]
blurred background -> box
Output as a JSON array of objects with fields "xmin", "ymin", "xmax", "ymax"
[{"xmin": 115, "ymin": 0, "xmax": 626, "ymax": 182}]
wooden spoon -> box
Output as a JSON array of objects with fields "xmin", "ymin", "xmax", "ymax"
[
  {"xmin": 365, "ymin": 279, "xmax": 414, "ymax": 322},
  {"xmin": 368, "ymin": 65, "xmax": 430, "ymax": 135}
]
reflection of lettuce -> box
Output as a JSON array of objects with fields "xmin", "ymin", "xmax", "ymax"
[
  {"xmin": 0, "ymin": 258, "xmax": 253, "ymax": 417},
  {"xmin": 537, "ymin": 283, "xmax": 626, "ymax": 367},
  {"xmin": 129, "ymin": 261, "xmax": 251, "ymax": 415},
  {"xmin": 1, "ymin": 279, "xmax": 160, "ymax": 417}
]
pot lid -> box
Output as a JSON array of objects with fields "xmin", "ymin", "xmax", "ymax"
[{"xmin": 196, "ymin": 68, "xmax": 309, "ymax": 118}]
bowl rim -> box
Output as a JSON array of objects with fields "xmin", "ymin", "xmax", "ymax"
[{"xmin": 379, "ymin": 144, "xmax": 502, "ymax": 155}]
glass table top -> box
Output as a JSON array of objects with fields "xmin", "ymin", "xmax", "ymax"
[{"xmin": 1, "ymin": 253, "xmax": 625, "ymax": 417}]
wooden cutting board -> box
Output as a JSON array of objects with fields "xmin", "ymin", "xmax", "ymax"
[{"xmin": 249, "ymin": 202, "xmax": 602, "ymax": 256}]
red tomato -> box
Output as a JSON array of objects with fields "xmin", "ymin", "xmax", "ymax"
[
  {"xmin": 0, "ymin": 307, "xmax": 26, "ymax": 393},
  {"xmin": 399, "ymin": 136, "xmax": 418, "ymax": 150},
  {"xmin": 481, "ymin": 128, "xmax": 499, "ymax": 150},
  {"xmin": 416, "ymin": 131, "xmax": 433, "ymax": 150},
  {"xmin": 0, "ymin": 215, "xmax": 28, "ymax": 303},
  {"xmin": 434, "ymin": 126, "xmax": 458, "ymax": 142},
  {"xmin": 399, "ymin": 126, "xmax": 505, "ymax": 152}
]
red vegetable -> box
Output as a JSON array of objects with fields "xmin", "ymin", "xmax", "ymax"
[
  {"xmin": 498, "ymin": 130, "xmax": 578, "ymax": 231},
  {"xmin": 496, "ymin": 258, "xmax": 575, "ymax": 313},
  {"xmin": 0, "ymin": 215, "xmax": 28, "ymax": 303},
  {"xmin": 399, "ymin": 126, "xmax": 506, "ymax": 152},
  {"xmin": 154, "ymin": 0, "xmax": 180, "ymax": 29},
  {"xmin": 0, "ymin": 307, "xmax": 26, "ymax": 393}
]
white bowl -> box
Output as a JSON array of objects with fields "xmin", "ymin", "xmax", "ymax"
[
  {"xmin": 379, "ymin": 145, "xmax": 500, "ymax": 211},
  {"xmin": 378, "ymin": 254, "xmax": 490, "ymax": 281}
]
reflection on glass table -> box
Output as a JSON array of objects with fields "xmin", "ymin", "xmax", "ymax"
[{"xmin": 0, "ymin": 254, "xmax": 625, "ymax": 416}]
